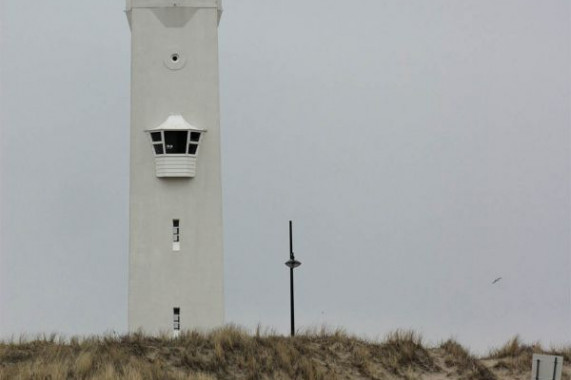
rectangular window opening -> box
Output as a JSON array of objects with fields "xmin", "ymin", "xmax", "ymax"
[
  {"xmin": 190, "ymin": 132, "xmax": 201, "ymax": 142},
  {"xmin": 173, "ymin": 219, "xmax": 180, "ymax": 251},
  {"xmin": 173, "ymin": 307, "xmax": 180, "ymax": 337},
  {"xmin": 153, "ymin": 144, "xmax": 164, "ymax": 155},
  {"xmin": 164, "ymin": 131, "xmax": 188, "ymax": 154},
  {"xmin": 151, "ymin": 132, "xmax": 162, "ymax": 142}
]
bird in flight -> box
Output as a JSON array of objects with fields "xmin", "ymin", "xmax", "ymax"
[{"xmin": 492, "ymin": 277, "xmax": 502, "ymax": 284}]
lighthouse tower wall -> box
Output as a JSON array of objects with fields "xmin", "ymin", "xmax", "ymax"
[{"xmin": 127, "ymin": 0, "xmax": 224, "ymax": 334}]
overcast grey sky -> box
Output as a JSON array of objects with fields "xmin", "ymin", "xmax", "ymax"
[{"xmin": 1, "ymin": 0, "xmax": 569, "ymax": 353}]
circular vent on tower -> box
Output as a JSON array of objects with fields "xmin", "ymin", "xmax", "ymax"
[{"xmin": 164, "ymin": 50, "xmax": 186, "ymax": 70}]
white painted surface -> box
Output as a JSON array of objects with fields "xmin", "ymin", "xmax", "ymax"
[
  {"xmin": 127, "ymin": 0, "xmax": 224, "ymax": 334},
  {"xmin": 126, "ymin": 0, "xmax": 221, "ymax": 10},
  {"xmin": 155, "ymin": 156, "xmax": 197, "ymax": 177},
  {"xmin": 147, "ymin": 114, "xmax": 205, "ymax": 132},
  {"xmin": 531, "ymin": 354, "xmax": 563, "ymax": 380}
]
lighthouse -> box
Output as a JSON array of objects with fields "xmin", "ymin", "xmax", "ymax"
[{"xmin": 126, "ymin": 0, "xmax": 224, "ymax": 335}]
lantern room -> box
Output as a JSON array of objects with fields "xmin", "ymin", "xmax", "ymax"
[{"xmin": 145, "ymin": 114, "xmax": 205, "ymax": 178}]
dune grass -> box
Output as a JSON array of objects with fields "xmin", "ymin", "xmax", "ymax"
[
  {"xmin": 483, "ymin": 335, "xmax": 569, "ymax": 377},
  {"xmin": 0, "ymin": 326, "xmax": 568, "ymax": 379}
]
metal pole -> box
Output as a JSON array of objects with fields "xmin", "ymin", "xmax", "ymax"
[
  {"xmin": 285, "ymin": 220, "xmax": 300, "ymax": 337},
  {"xmin": 289, "ymin": 221, "xmax": 294, "ymax": 336},
  {"xmin": 290, "ymin": 266, "xmax": 295, "ymax": 336},
  {"xmin": 289, "ymin": 221, "xmax": 293, "ymax": 260}
]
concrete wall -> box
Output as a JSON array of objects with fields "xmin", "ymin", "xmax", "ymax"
[{"xmin": 127, "ymin": 0, "xmax": 224, "ymax": 335}]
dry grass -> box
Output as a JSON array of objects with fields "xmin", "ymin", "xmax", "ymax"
[
  {"xmin": 440, "ymin": 339, "xmax": 496, "ymax": 380},
  {"xmin": 485, "ymin": 335, "xmax": 542, "ymax": 373},
  {"xmin": 483, "ymin": 335, "xmax": 571, "ymax": 379},
  {"xmin": 0, "ymin": 327, "xmax": 568, "ymax": 379}
]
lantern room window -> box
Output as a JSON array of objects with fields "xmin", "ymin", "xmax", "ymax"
[
  {"xmin": 145, "ymin": 115, "xmax": 206, "ymax": 177},
  {"xmin": 151, "ymin": 132, "xmax": 162, "ymax": 142},
  {"xmin": 153, "ymin": 144, "xmax": 164, "ymax": 154},
  {"xmin": 165, "ymin": 131, "xmax": 188, "ymax": 154},
  {"xmin": 190, "ymin": 132, "xmax": 200, "ymax": 142},
  {"xmin": 148, "ymin": 130, "xmax": 202, "ymax": 157}
]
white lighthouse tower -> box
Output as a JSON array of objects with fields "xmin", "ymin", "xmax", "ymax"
[{"xmin": 126, "ymin": 0, "xmax": 224, "ymax": 335}]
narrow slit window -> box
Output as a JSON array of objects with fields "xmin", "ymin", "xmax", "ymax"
[
  {"xmin": 173, "ymin": 307, "xmax": 180, "ymax": 337},
  {"xmin": 172, "ymin": 219, "xmax": 180, "ymax": 251},
  {"xmin": 188, "ymin": 144, "xmax": 198, "ymax": 155}
]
